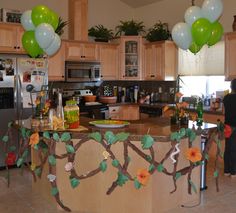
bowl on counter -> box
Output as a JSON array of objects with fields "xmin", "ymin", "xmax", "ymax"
[
  {"xmin": 99, "ymin": 96, "xmax": 117, "ymax": 104},
  {"xmin": 84, "ymin": 95, "xmax": 97, "ymax": 102}
]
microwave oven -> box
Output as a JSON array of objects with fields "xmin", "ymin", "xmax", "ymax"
[{"xmin": 65, "ymin": 61, "xmax": 101, "ymax": 82}]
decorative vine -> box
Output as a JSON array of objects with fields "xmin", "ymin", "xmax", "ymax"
[{"xmin": 0, "ymin": 122, "xmax": 224, "ymax": 212}]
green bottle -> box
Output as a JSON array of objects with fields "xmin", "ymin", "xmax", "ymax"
[{"xmin": 196, "ymin": 100, "xmax": 203, "ymax": 126}]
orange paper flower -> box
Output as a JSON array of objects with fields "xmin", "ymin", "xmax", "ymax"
[
  {"xmin": 137, "ymin": 169, "xmax": 150, "ymax": 185},
  {"xmin": 185, "ymin": 147, "xmax": 202, "ymax": 163},
  {"xmin": 224, "ymin": 124, "xmax": 232, "ymax": 139},
  {"xmin": 29, "ymin": 132, "xmax": 39, "ymax": 146}
]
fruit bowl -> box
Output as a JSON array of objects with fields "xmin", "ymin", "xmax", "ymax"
[{"xmin": 99, "ymin": 96, "xmax": 117, "ymax": 104}]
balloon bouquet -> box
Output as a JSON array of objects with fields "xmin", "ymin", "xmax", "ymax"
[
  {"xmin": 172, "ymin": 0, "xmax": 223, "ymax": 54},
  {"xmin": 21, "ymin": 5, "xmax": 61, "ymax": 58}
]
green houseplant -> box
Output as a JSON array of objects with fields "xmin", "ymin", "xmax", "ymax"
[
  {"xmin": 55, "ymin": 17, "xmax": 68, "ymax": 36},
  {"xmin": 115, "ymin": 20, "xmax": 145, "ymax": 36},
  {"xmin": 145, "ymin": 21, "xmax": 171, "ymax": 42},
  {"xmin": 88, "ymin": 25, "xmax": 114, "ymax": 42}
]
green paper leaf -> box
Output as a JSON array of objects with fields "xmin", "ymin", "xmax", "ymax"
[
  {"xmin": 134, "ymin": 178, "xmax": 141, "ymax": 189},
  {"xmin": 112, "ymin": 159, "xmax": 119, "ymax": 168},
  {"xmin": 21, "ymin": 128, "xmax": 26, "ymax": 138},
  {"xmin": 48, "ymin": 155, "xmax": 56, "ymax": 166},
  {"xmin": 116, "ymin": 132, "xmax": 130, "ymax": 142},
  {"xmin": 2, "ymin": 135, "xmax": 9, "ymax": 143},
  {"xmin": 170, "ymin": 132, "xmax": 178, "ymax": 141},
  {"xmin": 61, "ymin": 132, "xmax": 71, "ymax": 142},
  {"xmin": 26, "ymin": 130, "xmax": 31, "ymax": 138},
  {"xmin": 149, "ymin": 164, "xmax": 155, "ymax": 172},
  {"xmin": 53, "ymin": 133, "xmax": 60, "ymax": 142},
  {"xmin": 204, "ymin": 153, "xmax": 209, "ymax": 161},
  {"xmin": 141, "ymin": 135, "xmax": 154, "ymax": 149},
  {"xmin": 157, "ymin": 164, "xmax": 164, "ymax": 172},
  {"xmin": 117, "ymin": 171, "xmax": 129, "ymax": 186},
  {"xmin": 16, "ymin": 158, "xmax": 23, "ymax": 167},
  {"xmin": 214, "ymin": 170, "xmax": 219, "ymax": 178},
  {"xmin": 189, "ymin": 132, "xmax": 196, "ymax": 142},
  {"xmin": 34, "ymin": 144, "xmax": 39, "ymax": 150},
  {"xmin": 216, "ymin": 139, "xmax": 222, "ymax": 149},
  {"xmin": 51, "ymin": 187, "xmax": 59, "ymax": 196},
  {"xmin": 22, "ymin": 150, "xmax": 29, "ymax": 159},
  {"xmin": 9, "ymin": 145, "xmax": 16, "ymax": 152},
  {"xmin": 179, "ymin": 128, "xmax": 186, "ymax": 137},
  {"xmin": 70, "ymin": 177, "xmax": 80, "ymax": 188},
  {"xmin": 189, "ymin": 180, "xmax": 197, "ymax": 194},
  {"xmin": 8, "ymin": 121, "xmax": 13, "ymax": 128},
  {"xmin": 127, "ymin": 156, "xmax": 131, "ymax": 162},
  {"xmin": 89, "ymin": 132, "xmax": 102, "ymax": 143},
  {"xmin": 35, "ymin": 167, "xmax": 42, "ymax": 177},
  {"xmin": 105, "ymin": 131, "xmax": 117, "ymax": 145},
  {"xmin": 100, "ymin": 161, "xmax": 107, "ymax": 172},
  {"xmin": 175, "ymin": 172, "xmax": 182, "ymax": 180},
  {"xmin": 43, "ymin": 131, "xmax": 50, "ymax": 139},
  {"xmin": 66, "ymin": 145, "xmax": 75, "ymax": 153},
  {"xmin": 146, "ymin": 155, "xmax": 152, "ymax": 162}
]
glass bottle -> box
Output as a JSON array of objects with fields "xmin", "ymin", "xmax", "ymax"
[
  {"xmin": 56, "ymin": 92, "xmax": 64, "ymax": 128},
  {"xmin": 196, "ymin": 100, "xmax": 203, "ymax": 126},
  {"xmin": 64, "ymin": 100, "xmax": 80, "ymax": 129}
]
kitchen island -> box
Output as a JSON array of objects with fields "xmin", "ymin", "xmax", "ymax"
[{"xmin": 28, "ymin": 117, "xmax": 217, "ymax": 213}]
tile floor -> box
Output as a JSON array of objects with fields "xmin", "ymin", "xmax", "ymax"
[{"xmin": 0, "ymin": 160, "xmax": 236, "ymax": 213}]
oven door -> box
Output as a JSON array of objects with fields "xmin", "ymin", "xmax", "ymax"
[{"xmin": 66, "ymin": 64, "xmax": 91, "ymax": 82}]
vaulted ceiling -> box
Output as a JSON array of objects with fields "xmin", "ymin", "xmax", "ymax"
[{"xmin": 120, "ymin": 0, "xmax": 163, "ymax": 8}]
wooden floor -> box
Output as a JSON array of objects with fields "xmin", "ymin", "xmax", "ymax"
[{"xmin": 0, "ymin": 160, "xmax": 235, "ymax": 213}]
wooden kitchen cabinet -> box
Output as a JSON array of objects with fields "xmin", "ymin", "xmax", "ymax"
[
  {"xmin": 99, "ymin": 43, "xmax": 119, "ymax": 80},
  {"xmin": 48, "ymin": 41, "xmax": 66, "ymax": 81},
  {"xmin": 109, "ymin": 105, "xmax": 140, "ymax": 120},
  {"xmin": 0, "ymin": 22, "xmax": 26, "ymax": 54},
  {"xmin": 144, "ymin": 41, "xmax": 177, "ymax": 80},
  {"xmin": 65, "ymin": 41, "xmax": 99, "ymax": 61},
  {"xmin": 225, "ymin": 32, "xmax": 236, "ymax": 80},
  {"xmin": 119, "ymin": 36, "xmax": 143, "ymax": 80}
]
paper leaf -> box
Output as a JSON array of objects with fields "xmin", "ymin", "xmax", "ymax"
[
  {"xmin": 16, "ymin": 158, "xmax": 23, "ymax": 167},
  {"xmin": 70, "ymin": 177, "xmax": 80, "ymax": 188},
  {"xmin": 157, "ymin": 164, "xmax": 164, "ymax": 172},
  {"xmin": 43, "ymin": 131, "xmax": 50, "ymax": 139},
  {"xmin": 134, "ymin": 178, "xmax": 141, "ymax": 189},
  {"xmin": 146, "ymin": 155, "xmax": 152, "ymax": 162},
  {"xmin": 127, "ymin": 156, "xmax": 131, "ymax": 162},
  {"xmin": 170, "ymin": 132, "xmax": 178, "ymax": 141},
  {"xmin": 204, "ymin": 153, "xmax": 209, "ymax": 161},
  {"xmin": 112, "ymin": 159, "xmax": 119, "ymax": 168},
  {"xmin": 141, "ymin": 135, "xmax": 154, "ymax": 149},
  {"xmin": 66, "ymin": 145, "xmax": 75, "ymax": 153},
  {"xmin": 34, "ymin": 144, "xmax": 39, "ymax": 150},
  {"xmin": 51, "ymin": 187, "xmax": 59, "ymax": 196},
  {"xmin": 117, "ymin": 171, "xmax": 129, "ymax": 186},
  {"xmin": 26, "ymin": 130, "xmax": 31, "ymax": 138},
  {"xmin": 148, "ymin": 164, "xmax": 155, "ymax": 172},
  {"xmin": 22, "ymin": 149, "xmax": 29, "ymax": 159},
  {"xmin": 9, "ymin": 145, "xmax": 16, "ymax": 152},
  {"xmin": 116, "ymin": 132, "xmax": 130, "ymax": 142},
  {"xmin": 100, "ymin": 161, "xmax": 107, "ymax": 172},
  {"xmin": 48, "ymin": 155, "xmax": 56, "ymax": 166},
  {"xmin": 34, "ymin": 167, "xmax": 42, "ymax": 177},
  {"xmin": 21, "ymin": 128, "xmax": 26, "ymax": 138},
  {"xmin": 214, "ymin": 170, "xmax": 219, "ymax": 178},
  {"xmin": 61, "ymin": 132, "xmax": 71, "ymax": 142},
  {"xmin": 179, "ymin": 128, "xmax": 186, "ymax": 137},
  {"xmin": 105, "ymin": 131, "xmax": 117, "ymax": 145},
  {"xmin": 189, "ymin": 131, "xmax": 196, "ymax": 142},
  {"xmin": 89, "ymin": 132, "xmax": 102, "ymax": 143},
  {"xmin": 53, "ymin": 133, "xmax": 60, "ymax": 142},
  {"xmin": 175, "ymin": 172, "xmax": 182, "ymax": 180},
  {"xmin": 2, "ymin": 135, "xmax": 9, "ymax": 143},
  {"xmin": 189, "ymin": 180, "xmax": 197, "ymax": 193},
  {"xmin": 8, "ymin": 121, "xmax": 13, "ymax": 128}
]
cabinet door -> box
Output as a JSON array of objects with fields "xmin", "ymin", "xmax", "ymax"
[
  {"xmin": 99, "ymin": 44, "xmax": 119, "ymax": 80},
  {"xmin": 120, "ymin": 105, "xmax": 140, "ymax": 120},
  {"xmin": 225, "ymin": 32, "xmax": 236, "ymax": 80},
  {"xmin": 120, "ymin": 36, "xmax": 142, "ymax": 80},
  {"xmin": 152, "ymin": 43, "xmax": 164, "ymax": 80},
  {"xmin": 16, "ymin": 26, "xmax": 27, "ymax": 53},
  {"xmin": 82, "ymin": 43, "xmax": 98, "ymax": 61},
  {"xmin": 48, "ymin": 41, "xmax": 65, "ymax": 81}
]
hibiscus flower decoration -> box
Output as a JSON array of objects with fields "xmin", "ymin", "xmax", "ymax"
[
  {"xmin": 29, "ymin": 132, "xmax": 40, "ymax": 147},
  {"xmin": 5, "ymin": 152, "xmax": 16, "ymax": 166},
  {"xmin": 224, "ymin": 124, "xmax": 232, "ymax": 139},
  {"xmin": 137, "ymin": 169, "xmax": 150, "ymax": 186},
  {"xmin": 185, "ymin": 147, "xmax": 202, "ymax": 163}
]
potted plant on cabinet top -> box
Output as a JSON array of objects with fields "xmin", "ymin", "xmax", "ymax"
[
  {"xmin": 145, "ymin": 21, "xmax": 171, "ymax": 42},
  {"xmin": 88, "ymin": 25, "xmax": 114, "ymax": 42},
  {"xmin": 115, "ymin": 20, "xmax": 145, "ymax": 36}
]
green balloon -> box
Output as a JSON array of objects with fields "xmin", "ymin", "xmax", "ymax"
[
  {"xmin": 207, "ymin": 21, "xmax": 224, "ymax": 47},
  {"xmin": 49, "ymin": 10, "xmax": 59, "ymax": 31},
  {"xmin": 31, "ymin": 5, "xmax": 51, "ymax": 27},
  {"xmin": 189, "ymin": 41, "xmax": 202, "ymax": 54},
  {"xmin": 192, "ymin": 18, "xmax": 212, "ymax": 46},
  {"xmin": 22, "ymin": 31, "xmax": 43, "ymax": 58}
]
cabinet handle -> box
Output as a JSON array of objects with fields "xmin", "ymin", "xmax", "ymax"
[
  {"xmin": 112, "ymin": 109, "xmax": 116, "ymax": 112},
  {"xmin": 14, "ymin": 46, "xmax": 17, "ymax": 49},
  {"xmin": 62, "ymin": 75, "xmax": 64, "ymax": 78},
  {"xmin": 17, "ymin": 46, "xmax": 20, "ymax": 49},
  {"xmin": 100, "ymin": 75, "xmax": 103, "ymax": 78},
  {"xmin": 150, "ymin": 75, "xmax": 155, "ymax": 77}
]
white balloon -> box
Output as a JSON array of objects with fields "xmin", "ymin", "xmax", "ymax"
[
  {"xmin": 35, "ymin": 23, "xmax": 55, "ymax": 49},
  {"xmin": 172, "ymin": 22, "xmax": 192, "ymax": 50},
  {"xmin": 202, "ymin": 0, "xmax": 223, "ymax": 22},
  {"xmin": 184, "ymin": 6, "xmax": 203, "ymax": 26},
  {"xmin": 20, "ymin": 10, "xmax": 35, "ymax": 31},
  {"xmin": 44, "ymin": 34, "xmax": 61, "ymax": 56}
]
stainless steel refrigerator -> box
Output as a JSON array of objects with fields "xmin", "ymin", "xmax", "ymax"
[{"xmin": 0, "ymin": 56, "xmax": 48, "ymax": 167}]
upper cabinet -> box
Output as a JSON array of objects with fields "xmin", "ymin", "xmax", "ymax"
[
  {"xmin": 119, "ymin": 36, "xmax": 143, "ymax": 80},
  {"xmin": 143, "ymin": 41, "xmax": 177, "ymax": 80},
  {"xmin": 225, "ymin": 32, "xmax": 236, "ymax": 80},
  {"xmin": 0, "ymin": 22, "xmax": 26, "ymax": 54},
  {"xmin": 65, "ymin": 41, "xmax": 99, "ymax": 61},
  {"xmin": 99, "ymin": 43, "xmax": 119, "ymax": 80},
  {"xmin": 48, "ymin": 41, "xmax": 66, "ymax": 81}
]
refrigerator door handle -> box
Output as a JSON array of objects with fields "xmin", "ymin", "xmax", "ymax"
[
  {"xmin": 18, "ymin": 75, "xmax": 24, "ymax": 121},
  {"xmin": 14, "ymin": 75, "xmax": 17, "ymax": 108}
]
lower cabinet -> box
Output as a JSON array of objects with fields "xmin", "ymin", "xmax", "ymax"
[{"xmin": 109, "ymin": 105, "xmax": 140, "ymax": 120}]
